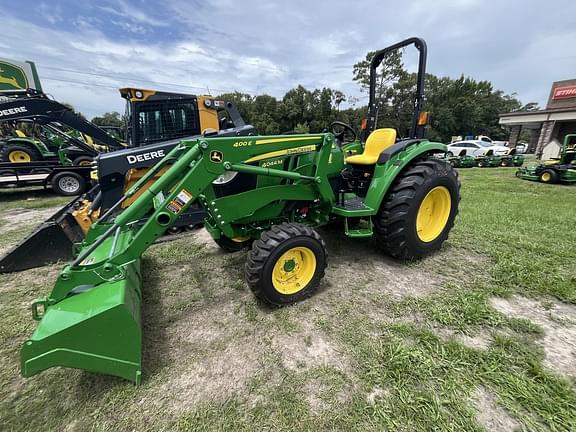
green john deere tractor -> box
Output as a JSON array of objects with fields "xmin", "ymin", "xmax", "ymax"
[
  {"xmin": 19, "ymin": 38, "xmax": 460, "ymax": 384},
  {"xmin": 446, "ymin": 149, "xmax": 477, "ymax": 168},
  {"xmin": 0, "ymin": 120, "xmax": 66, "ymax": 163},
  {"xmin": 516, "ymin": 134, "xmax": 576, "ymax": 184}
]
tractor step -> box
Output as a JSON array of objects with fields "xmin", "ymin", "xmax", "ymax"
[
  {"xmin": 344, "ymin": 217, "xmax": 373, "ymax": 238},
  {"xmin": 335, "ymin": 196, "xmax": 367, "ymax": 211},
  {"xmin": 332, "ymin": 196, "xmax": 374, "ymax": 217}
]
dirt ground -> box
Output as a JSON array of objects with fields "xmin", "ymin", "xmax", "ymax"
[{"xmin": 1, "ymin": 177, "xmax": 576, "ymax": 432}]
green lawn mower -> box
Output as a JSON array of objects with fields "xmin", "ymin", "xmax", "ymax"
[
  {"xmin": 446, "ymin": 149, "xmax": 476, "ymax": 168},
  {"xmin": 475, "ymin": 149, "xmax": 499, "ymax": 167},
  {"xmin": 18, "ymin": 38, "xmax": 460, "ymax": 384},
  {"xmin": 476, "ymin": 148, "xmax": 523, "ymax": 168},
  {"xmin": 499, "ymin": 148, "xmax": 524, "ymax": 167},
  {"xmin": 516, "ymin": 134, "xmax": 576, "ymax": 184}
]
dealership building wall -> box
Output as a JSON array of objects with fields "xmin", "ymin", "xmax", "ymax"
[{"xmin": 499, "ymin": 78, "xmax": 576, "ymax": 158}]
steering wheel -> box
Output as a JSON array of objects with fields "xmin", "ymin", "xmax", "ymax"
[{"xmin": 330, "ymin": 121, "xmax": 357, "ymax": 146}]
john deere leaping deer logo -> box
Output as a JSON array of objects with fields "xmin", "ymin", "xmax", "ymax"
[
  {"xmin": 210, "ymin": 150, "xmax": 223, "ymax": 163},
  {"xmin": 0, "ymin": 61, "xmax": 28, "ymax": 91}
]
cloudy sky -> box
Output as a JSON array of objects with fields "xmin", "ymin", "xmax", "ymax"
[{"xmin": 1, "ymin": 0, "xmax": 575, "ymax": 118}]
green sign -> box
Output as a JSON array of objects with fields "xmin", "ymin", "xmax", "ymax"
[{"xmin": 0, "ymin": 58, "xmax": 42, "ymax": 92}]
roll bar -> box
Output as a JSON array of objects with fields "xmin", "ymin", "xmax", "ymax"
[{"xmin": 367, "ymin": 37, "xmax": 428, "ymax": 139}]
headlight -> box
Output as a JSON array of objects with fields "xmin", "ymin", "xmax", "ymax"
[{"xmin": 212, "ymin": 171, "xmax": 238, "ymax": 185}]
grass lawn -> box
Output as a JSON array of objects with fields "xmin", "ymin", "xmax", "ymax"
[{"xmin": 0, "ymin": 168, "xmax": 575, "ymax": 431}]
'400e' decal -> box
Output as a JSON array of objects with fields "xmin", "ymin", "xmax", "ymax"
[{"xmin": 233, "ymin": 140, "xmax": 253, "ymax": 147}]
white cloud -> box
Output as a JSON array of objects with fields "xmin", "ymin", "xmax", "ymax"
[
  {"xmin": 1, "ymin": 0, "xmax": 575, "ymax": 118},
  {"xmin": 99, "ymin": 0, "xmax": 169, "ymax": 27},
  {"xmin": 0, "ymin": 15, "xmax": 288, "ymax": 117}
]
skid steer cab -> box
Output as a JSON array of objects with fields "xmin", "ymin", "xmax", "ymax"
[{"xmin": 20, "ymin": 37, "xmax": 460, "ymax": 384}]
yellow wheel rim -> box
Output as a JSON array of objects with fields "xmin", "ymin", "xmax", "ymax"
[
  {"xmin": 541, "ymin": 172, "xmax": 551, "ymax": 182},
  {"xmin": 272, "ymin": 246, "xmax": 316, "ymax": 295},
  {"xmin": 232, "ymin": 236, "xmax": 250, "ymax": 243},
  {"xmin": 416, "ymin": 186, "xmax": 452, "ymax": 243},
  {"xmin": 8, "ymin": 150, "xmax": 31, "ymax": 163}
]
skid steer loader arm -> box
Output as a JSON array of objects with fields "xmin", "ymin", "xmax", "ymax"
[{"xmin": 21, "ymin": 133, "xmax": 334, "ymax": 383}]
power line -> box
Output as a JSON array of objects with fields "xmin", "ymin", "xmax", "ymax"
[
  {"xmin": 42, "ymin": 76, "xmax": 120, "ymax": 90},
  {"xmin": 39, "ymin": 64, "xmax": 239, "ymax": 94}
]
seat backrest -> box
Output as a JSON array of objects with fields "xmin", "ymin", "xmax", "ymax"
[
  {"xmin": 458, "ymin": 149, "xmax": 467, "ymax": 157},
  {"xmin": 15, "ymin": 129, "xmax": 26, "ymax": 138},
  {"xmin": 363, "ymin": 128, "xmax": 397, "ymax": 158},
  {"xmin": 507, "ymin": 148, "xmax": 516, "ymax": 156},
  {"xmin": 484, "ymin": 149, "xmax": 494, "ymax": 157}
]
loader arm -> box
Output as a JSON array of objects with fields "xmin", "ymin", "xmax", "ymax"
[
  {"xmin": 0, "ymin": 91, "xmax": 122, "ymax": 153},
  {"xmin": 21, "ymin": 133, "xmax": 334, "ymax": 383}
]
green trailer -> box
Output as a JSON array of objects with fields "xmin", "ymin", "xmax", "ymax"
[
  {"xmin": 19, "ymin": 38, "xmax": 461, "ymax": 384},
  {"xmin": 516, "ymin": 134, "xmax": 576, "ymax": 184}
]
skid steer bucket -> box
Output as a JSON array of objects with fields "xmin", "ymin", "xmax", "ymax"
[
  {"xmin": 21, "ymin": 228, "xmax": 143, "ymax": 383},
  {"xmin": 0, "ymin": 197, "xmax": 85, "ymax": 273}
]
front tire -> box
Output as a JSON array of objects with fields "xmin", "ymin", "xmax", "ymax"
[
  {"xmin": 245, "ymin": 223, "xmax": 327, "ymax": 305},
  {"xmin": 374, "ymin": 158, "xmax": 460, "ymax": 260},
  {"xmin": 216, "ymin": 235, "xmax": 252, "ymax": 252}
]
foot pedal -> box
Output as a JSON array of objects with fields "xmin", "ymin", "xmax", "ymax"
[{"xmin": 344, "ymin": 217, "xmax": 373, "ymax": 238}]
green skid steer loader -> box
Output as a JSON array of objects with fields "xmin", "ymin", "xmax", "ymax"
[
  {"xmin": 20, "ymin": 38, "xmax": 460, "ymax": 384},
  {"xmin": 516, "ymin": 134, "xmax": 576, "ymax": 184}
]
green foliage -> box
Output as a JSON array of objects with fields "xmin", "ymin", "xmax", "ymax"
[
  {"xmin": 213, "ymin": 49, "xmax": 534, "ymax": 142},
  {"xmin": 218, "ymin": 86, "xmax": 355, "ymax": 134},
  {"xmin": 91, "ymin": 111, "xmax": 124, "ymax": 127}
]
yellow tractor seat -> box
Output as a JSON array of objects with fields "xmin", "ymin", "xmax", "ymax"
[
  {"xmin": 15, "ymin": 129, "xmax": 26, "ymax": 137},
  {"xmin": 346, "ymin": 128, "xmax": 397, "ymax": 165}
]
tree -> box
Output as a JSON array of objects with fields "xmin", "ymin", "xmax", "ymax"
[
  {"xmin": 332, "ymin": 90, "xmax": 346, "ymax": 111},
  {"xmin": 91, "ymin": 112, "xmax": 123, "ymax": 127},
  {"xmin": 62, "ymin": 103, "xmax": 86, "ymax": 120},
  {"xmin": 352, "ymin": 48, "xmax": 406, "ymax": 127}
]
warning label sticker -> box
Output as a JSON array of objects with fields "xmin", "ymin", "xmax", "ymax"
[{"xmin": 166, "ymin": 189, "xmax": 193, "ymax": 214}]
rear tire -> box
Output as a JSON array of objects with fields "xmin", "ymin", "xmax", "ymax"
[
  {"xmin": 51, "ymin": 171, "xmax": 86, "ymax": 196},
  {"xmin": 0, "ymin": 143, "xmax": 42, "ymax": 163},
  {"xmin": 374, "ymin": 158, "xmax": 460, "ymax": 260},
  {"xmin": 73, "ymin": 156, "xmax": 93, "ymax": 166},
  {"xmin": 245, "ymin": 223, "xmax": 327, "ymax": 305},
  {"xmin": 539, "ymin": 169, "xmax": 558, "ymax": 184}
]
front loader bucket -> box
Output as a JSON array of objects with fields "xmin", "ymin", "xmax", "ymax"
[
  {"xmin": 21, "ymin": 245, "xmax": 142, "ymax": 383},
  {"xmin": 0, "ymin": 197, "xmax": 85, "ymax": 273}
]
